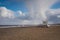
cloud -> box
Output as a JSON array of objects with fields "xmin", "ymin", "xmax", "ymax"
[
  {"xmin": 0, "ymin": 0, "xmax": 59, "ymax": 25},
  {"xmin": 17, "ymin": 11, "xmax": 25, "ymax": 16},
  {"xmin": 0, "ymin": 7, "xmax": 26, "ymax": 19},
  {"xmin": 46, "ymin": 9, "xmax": 60, "ymax": 24},
  {"xmin": 46, "ymin": 8, "xmax": 60, "ymax": 16},
  {"xmin": 0, "ymin": 7, "xmax": 15, "ymax": 18},
  {"xmin": 21, "ymin": 20, "xmax": 42, "ymax": 25},
  {"xmin": 57, "ymin": 15, "xmax": 60, "ymax": 18},
  {"xmin": 0, "ymin": 7, "xmax": 43, "ymax": 25},
  {"xmin": 26, "ymin": 0, "xmax": 58, "ymax": 21}
]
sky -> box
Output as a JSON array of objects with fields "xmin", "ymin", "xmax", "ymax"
[{"xmin": 0, "ymin": 0, "xmax": 60, "ymax": 25}]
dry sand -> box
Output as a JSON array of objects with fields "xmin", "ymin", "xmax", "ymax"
[{"xmin": 0, "ymin": 26, "xmax": 60, "ymax": 40}]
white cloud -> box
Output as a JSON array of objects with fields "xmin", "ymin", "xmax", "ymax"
[
  {"xmin": 46, "ymin": 9, "xmax": 60, "ymax": 24},
  {"xmin": 0, "ymin": 0, "xmax": 59, "ymax": 25},
  {"xmin": 0, "ymin": 7, "xmax": 15, "ymax": 18},
  {"xmin": 57, "ymin": 15, "xmax": 60, "ymax": 18},
  {"xmin": 26, "ymin": 0, "xmax": 58, "ymax": 21},
  {"xmin": 0, "ymin": 7, "xmax": 26, "ymax": 19},
  {"xmin": 21, "ymin": 20, "xmax": 42, "ymax": 25},
  {"xmin": 0, "ymin": 6, "xmax": 42, "ymax": 25},
  {"xmin": 46, "ymin": 9, "xmax": 60, "ymax": 16},
  {"xmin": 17, "ymin": 11, "xmax": 25, "ymax": 16}
]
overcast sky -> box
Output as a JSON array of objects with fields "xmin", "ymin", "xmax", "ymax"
[{"xmin": 0, "ymin": 0, "xmax": 60, "ymax": 25}]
